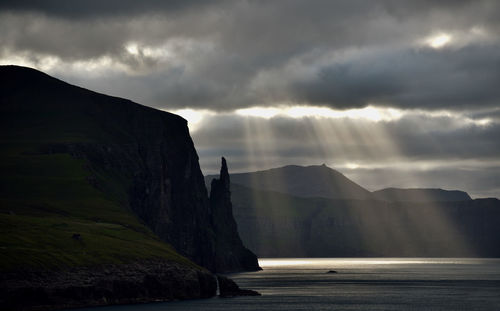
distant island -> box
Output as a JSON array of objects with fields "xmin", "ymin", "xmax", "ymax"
[{"xmin": 206, "ymin": 164, "xmax": 500, "ymax": 258}]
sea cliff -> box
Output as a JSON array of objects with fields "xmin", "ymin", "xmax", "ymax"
[{"xmin": 0, "ymin": 65, "xmax": 259, "ymax": 309}]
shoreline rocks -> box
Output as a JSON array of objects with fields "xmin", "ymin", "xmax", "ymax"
[
  {"xmin": 217, "ymin": 275, "xmax": 261, "ymax": 298},
  {"xmin": 1, "ymin": 259, "xmax": 216, "ymax": 311}
]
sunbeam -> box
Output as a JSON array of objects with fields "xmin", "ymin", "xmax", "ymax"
[
  {"xmin": 2, "ymin": 2, "xmax": 500, "ymax": 309},
  {"xmin": 195, "ymin": 105, "xmax": 484, "ymax": 259}
]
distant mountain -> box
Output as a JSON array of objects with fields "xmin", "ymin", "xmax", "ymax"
[
  {"xmin": 373, "ymin": 188, "xmax": 472, "ymax": 202},
  {"xmin": 206, "ymin": 164, "xmax": 373, "ymax": 200},
  {"xmin": 204, "ymin": 163, "xmax": 497, "ymax": 258},
  {"xmin": 230, "ymin": 184, "xmax": 500, "ymax": 258},
  {"xmin": 206, "ymin": 164, "xmax": 473, "ymax": 202}
]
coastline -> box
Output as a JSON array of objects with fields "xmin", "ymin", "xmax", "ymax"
[{"xmin": 1, "ymin": 259, "xmax": 216, "ymax": 310}]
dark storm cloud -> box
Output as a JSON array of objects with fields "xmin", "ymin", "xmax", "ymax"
[
  {"xmin": 0, "ymin": 0, "xmax": 221, "ymax": 18},
  {"xmin": 46, "ymin": 42, "xmax": 500, "ymax": 111},
  {"xmin": 469, "ymin": 108, "xmax": 500, "ymax": 122},
  {"xmin": 0, "ymin": 2, "xmax": 222, "ymax": 60},
  {"xmin": 1, "ymin": 1, "xmax": 499, "ymax": 197},
  {"xmin": 286, "ymin": 45, "xmax": 500, "ymax": 110},
  {"xmin": 1, "ymin": 0, "xmax": 499, "ymax": 111},
  {"xmin": 387, "ymin": 114, "xmax": 500, "ymax": 159}
]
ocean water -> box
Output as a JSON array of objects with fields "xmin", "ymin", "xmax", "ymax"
[{"xmin": 75, "ymin": 258, "xmax": 500, "ymax": 311}]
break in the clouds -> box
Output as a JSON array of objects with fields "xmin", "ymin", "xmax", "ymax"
[
  {"xmin": 1, "ymin": 0, "xmax": 499, "ymax": 197},
  {"xmin": 187, "ymin": 109, "xmax": 500, "ymax": 197}
]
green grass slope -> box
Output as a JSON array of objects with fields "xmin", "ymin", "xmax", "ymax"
[
  {"xmin": 0, "ymin": 66, "xmax": 196, "ymax": 272},
  {"xmin": 0, "ymin": 144, "xmax": 194, "ymax": 272}
]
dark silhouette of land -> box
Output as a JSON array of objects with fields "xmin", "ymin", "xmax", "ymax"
[
  {"xmin": 206, "ymin": 164, "xmax": 500, "ymax": 258},
  {"xmin": 0, "ymin": 65, "xmax": 258, "ymax": 310}
]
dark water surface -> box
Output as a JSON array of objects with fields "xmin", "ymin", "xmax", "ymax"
[{"xmin": 74, "ymin": 258, "xmax": 500, "ymax": 311}]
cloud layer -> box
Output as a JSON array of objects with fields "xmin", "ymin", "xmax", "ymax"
[
  {"xmin": 2, "ymin": 0, "xmax": 499, "ymax": 110},
  {"xmin": 1, "ymin": 0, "xmax": 499, "ymax": 197},
  {"xmin": 188, "ymin": 109, "xmax": 500, "ymax": 198}
]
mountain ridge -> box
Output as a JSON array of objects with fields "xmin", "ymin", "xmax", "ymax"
[
  {"xmin": 206, "ymin": 163, "xmax": 373, "ymax": 200},
  {"xmin": 372, "ymin": 187, "xmax": 472, "ymax": 202},
  {"xmin": 229, "ymin": 183, "xmax": 500, "ymax": 258},
  {"xmin": 206, "ymin": 163, "xmax": 475, "ymax": 202}
]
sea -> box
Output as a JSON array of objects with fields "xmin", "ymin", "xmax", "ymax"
[{"xmin": 73, "ymin": 258, "xmax": 500, "ymax": 311}]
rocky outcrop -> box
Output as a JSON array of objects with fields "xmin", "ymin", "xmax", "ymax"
[
  {"xmin": 209, "ymin": 158, "xmax": 261, "ymax": 273},
  {"xmin": 0, "ymin": 259, "xmax": 216, "ymax": 311},
  {"xmin": 216, "ymin": 275, "xmax": 260, "ymax": 298}
]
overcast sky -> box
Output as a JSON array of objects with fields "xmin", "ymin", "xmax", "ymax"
[{"xmin": 1, "ymin": 0, "xmax": 499, "ymax": 198}]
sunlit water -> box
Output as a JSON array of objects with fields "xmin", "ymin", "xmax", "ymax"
[{"xmin": 73, "ymin": 258, "xmax": 500, "ymax": 311}]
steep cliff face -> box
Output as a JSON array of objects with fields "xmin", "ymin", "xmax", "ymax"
[
  {"xmin": 1, "ymin": 66, "xmax": 256, "ymax": 278},
  {"xmin": 1, "ymin": 65, "xmax": 217, "ymax": 270},
  {"xmin": 0, "ymin": 65, "xmax": 226, "ymax": 308},
  {"xmin": 209, "ymin": 158, "xmax": 260, "ymax": 273},
  {"xmin": 67, "ymin": 117, "xmax": 217, "ymax": 270}
]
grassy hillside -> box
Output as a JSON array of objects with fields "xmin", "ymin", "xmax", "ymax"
[
  {"xmin": 0, "ymin": 66, "xmax": 197, "ymax": 271},
  {"xmin": 0, "ymin": 142, "xmax": 195, "ymax": 271}
]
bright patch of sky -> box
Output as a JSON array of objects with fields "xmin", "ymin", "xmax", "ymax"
[{"xmin": 168, "ymin": 106, "xmax": 494, "ymax": 132}]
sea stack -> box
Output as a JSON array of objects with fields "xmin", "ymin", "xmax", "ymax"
[{"xmin": 210, "ymin": 157, "xmax": 261, "ymax": 273}]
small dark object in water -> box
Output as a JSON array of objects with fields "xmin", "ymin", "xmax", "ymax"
[
  {"xmin": 327, "ymin": 270, "xmax": 337, "ymax": 274},
  {"xmin": 72, "ymin": 233, "xmax": 82, "ymax": 241}
]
